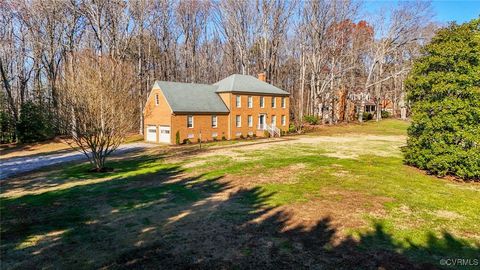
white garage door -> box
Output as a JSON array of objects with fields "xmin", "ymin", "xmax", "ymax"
[
  {"xmin": 146, "ymin": 126, "xmax": 157, "ymax": 142},
  {"xmin": 159, "ymin": 125, "xmax": 171, "ymax": 143}
]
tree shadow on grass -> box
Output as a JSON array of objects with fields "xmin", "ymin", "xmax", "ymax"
[
  {"xmin": 0, "ymin": 151, "xmax": 165, "ymax": 193},
  {"xmin": 1, "ymin": 155, "xmax": 479, "ymax": 269}
]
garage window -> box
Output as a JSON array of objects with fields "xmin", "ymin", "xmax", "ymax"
[{"xmin": 187, "ymin": 115, "xmax": 194, "ymax": 128}]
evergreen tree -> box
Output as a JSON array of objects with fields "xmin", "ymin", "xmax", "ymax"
[{"xmin": 404, "ymin": 18, "xmax": 480, "ymax": 180}]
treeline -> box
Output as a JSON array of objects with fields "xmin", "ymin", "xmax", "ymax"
[{"xmin": 1, "ymin": 0, "xmax": 435, "ymax": 143}]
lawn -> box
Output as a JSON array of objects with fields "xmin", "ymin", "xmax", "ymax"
[{"xmin": 1, "ymin": 119, "xmax": 479, "ymax": 269}]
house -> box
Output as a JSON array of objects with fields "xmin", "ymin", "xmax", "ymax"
[{"xmin": 143, "ymin": 73, "xmax": 290, "ymax": 144}]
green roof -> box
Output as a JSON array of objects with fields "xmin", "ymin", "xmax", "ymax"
[
  {"xmin": 214, "ymin": 74, "xmax": 289, "ymax": 95},
  {"xmin": 154, "ymin": 81, "xmax": 229, "ymax": 113}
]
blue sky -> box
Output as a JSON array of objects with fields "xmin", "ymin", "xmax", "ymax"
[{"xmin": 364, "ymin": 0, "xmax": 480, "ymax": 24}]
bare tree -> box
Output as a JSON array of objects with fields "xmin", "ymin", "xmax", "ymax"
[{"xmin": 59, "ymin": 53, "xmax": 138, "ymax": 171}]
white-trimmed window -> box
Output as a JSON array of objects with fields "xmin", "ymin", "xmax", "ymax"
[
  {"xmin": 248, "ymin": 131, "xmax": 253, "ymax": 136},
  {"xmin": 212, "ymin": 132, "xmax": 218, "ymax": 138},
  {"xmin": 281, "ymin": 115, "xmax": 286, "ymax": 126},
  {"xmin": 155, "ymin": 94, "xmax": 159, "ymax": 106},
  {"xmin": 188, "ymin": 133, "xmax": 194, "ymax": 138},
  {"xmin": 271, "ymin": 97, "xmax": 276, "ymax": 108},
  {"xmin": 235, "ymin": 132, "xmax": 242, "ymax": 137},
  {"xmin": 282, "ymin": 97, "xmax": 286, "ymax": 108},
  {"xmin": 248, "ymin": 115, "xmax": 253, "ymax": 127},
  {"xmin": 236, "ymin": 95, "xmax": 241, "ymax": 108},
  {"xmin": 248, "ymin": 96, "xmax": 253, "ymax": 108},
  {"xmin": 260, "ymin": 96, "xmax": 265, "ymax": 108},
  {"xmin": 236, "ymin": 115, "xmax": 241, "ymax": 127},
  {"xmin": 271, "ymin": 115, "xmax": 276, "ymax": 126},
  {"xmin": 187, "ymin": 115, "xmax": 194, "ymax": 128},
  {"xmin": 212, "ymin": 115, "xmax": 218, "ymax": 128}
]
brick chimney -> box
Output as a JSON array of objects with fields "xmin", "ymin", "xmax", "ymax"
[{"xmin": 258, "ymin": 72, "xmax": 266, "ymax": 82}]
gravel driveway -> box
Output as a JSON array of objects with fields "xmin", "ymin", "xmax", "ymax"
[{"xmin": 0, "ymin": 142, "xmax": 156, "ymax": 180}]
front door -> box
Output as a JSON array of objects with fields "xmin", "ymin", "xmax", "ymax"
[{"xmin": 258, "ymin": 114, "xmax": 266, "ymax": 129}]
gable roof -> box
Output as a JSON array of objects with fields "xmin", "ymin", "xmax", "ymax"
[
  {"xmin": 154, "ymin": 81, "xmax": 229, "ymax": 113},
  {"xmin": 214, "ymin": 74, "xmax": 289, "ymax": 95}
]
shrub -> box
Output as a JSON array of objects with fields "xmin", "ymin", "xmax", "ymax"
[
  {"xmin": 221, "ymin": 136, "xmax": 226, "ymax": 141},
  {"xmin": 362, "ymin": 112, "xmax": 373, "ymax": 121},
  {"xmin": 0, "ymin": 110, "xmax": 15, "ymax": 143},
  {"xmin": 240, "ymin": 135, "xmax": 245, "ymax": 139},
  {"xmin": 182, "ymin": 138, "xmax": 191, "ymax": 144},
  {"xmin": 16, "ymin": 101, "xmax": 54, "ymax": 143},
  {"xmin": 404, "ymin": 19, "xmax": 480, "ymax": 180},
  {"xmin": 263, "ymin": 130, "xmax": 270, "ymax": 137},
  {"xmin": 252, "ymin": 133, "xmax": 257, "ymax": 138},
  {"xmin": 381, "ymin": 111, "xmax": 390, "ymax": 118},
  {"xmin": 303, "ymin": 115, "xmax": 319, "ymax": 125},
  {"xmin": 175, "ymin": 131, "xmax": 180, "ymax": 145},
  {"xmin": 288, "ymin": 123, "xmax": 297, "ymax": 133}
]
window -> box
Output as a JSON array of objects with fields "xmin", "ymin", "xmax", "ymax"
[
  {"xmin": 235, "ymin": 132, "xmax": 242, "ymax": 137},
  {"xmin": 260, "ymin": 96, "xmax": 265, "ymax": 108},
  {"xmin": 248, "ymin": 131, "xmax": 253, "ymax": 136},
  {"xmin": 212, "ymin": 132, "xmax": 218, "ymax": 138},
  {"xmin": 248, "ymin": 96, "xmax": 253, "ymax": 108},
  {"xmin": 188, "ymin": 133, "xmax": 194, "ymax": 139},
  {"xmin": 281, "ymin": 115, "xmax": 286, "ymax": 126},
  {"xmin": 236, "ymin": 95, "xmax": 241, "ymax": 108},
  {"xmin": 155, "ymin": 94, "xmax": 159, "ymax": 106},
  {"xmin": 211, "ymin": 115, "xmax": 218, "ymax": 128},
  {"xmin": 248, "ymin": 115, "xmax": 253, "ymax": 127},
  {"xmin": 236, "ymin": 115, "xmax": 241, "ymax": 127},
  {"xmin": 271, "ymin": 115, "xmax": 276, "ymax": 126},
  {"xmin": 271, "ymin": 97, "xmax": 276, "ymax": 108},
  {"xmin": 282, "ymin": 97, "xmax": 286, "ymax": 108},
  {"xmin": 187, "ymin": 115, "xmax": 194, "ymax": 128}
]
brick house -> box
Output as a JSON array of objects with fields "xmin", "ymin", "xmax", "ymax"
[{"xmin": 143, "ymin": 74, "xmax": 290, "ymax": 144}]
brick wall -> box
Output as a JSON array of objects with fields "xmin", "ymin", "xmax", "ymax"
[
  {"xmin": 172, "ymin": 114, "xmax": 229, "ymax": 143},
  {"xmin": 219, "ymin": 93, "xmax": 289, "ymax": 138},
  {"xmin": 143, "ymin": 87, "xmax": 172, "ymax": 142}
]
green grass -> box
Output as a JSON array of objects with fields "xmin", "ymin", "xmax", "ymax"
[{"xmin": 1, "ymin": 119, "xmax": 478, "ymax": 269}]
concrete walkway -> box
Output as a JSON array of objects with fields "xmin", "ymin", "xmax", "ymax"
[{"xmin": 0, "ymin": 142, "xmax": 156, "ymax": 180}]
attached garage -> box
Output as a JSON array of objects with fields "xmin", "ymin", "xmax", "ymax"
[
  {"xmin": 146, "ymin": 126, "xmax": 157, "ymax": 142},
  {"xmin": 158, "ymin": 125, "xmax": 171, "ymax": 143}
]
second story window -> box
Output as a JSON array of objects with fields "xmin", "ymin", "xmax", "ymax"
[
  {"xmin": 155, "ymin": 94, "xmax": 159, "ymax": 106},
  {"xmin": 282, "ymin": 97, "xmax": 286, "ymax": 108},
  {"xmin": 212, "ymin": 115, "xmax": 218, "ymax": 128},
  {"xmin": 271, "ymin": 97, "xmax": 276, "ymax": 108},
  {"xmin": 187, "ymin": 115, "xmax": 194, "ymax": 128},
  {"xmin": 236, "ymin": 95, "xmax": 241, "ymax": 108},
  {"xmin": 260, "ymin": 96, "xmax": 265, "ymax": 108},
  {"xmin": 248, "ymin": 96, "xmax": 253, "ymax": 108},
  {"xmin": 236, "ymin": 115, "xmax": 241, "ymax": 127}
]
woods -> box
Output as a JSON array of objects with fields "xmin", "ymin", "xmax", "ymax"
[{"xmin": 1, "ymin": 0, "xmax": 435, "ymax": 144}]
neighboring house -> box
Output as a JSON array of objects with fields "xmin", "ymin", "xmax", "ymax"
[{"xmin": 143, "ymin": 74, "xmax": 290, "ymax": 144}]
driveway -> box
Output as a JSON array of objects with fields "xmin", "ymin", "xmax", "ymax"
[{"xmin": 0, "ymin": 142, "xmax": 156, "ymax": 180}]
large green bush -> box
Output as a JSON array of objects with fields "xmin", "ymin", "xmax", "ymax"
[
  {"xmin": 16, "ymin": 101, "xmax": 55, "ymax": 143},
  {"xmin": 404, "ymin": 19, "xmax": 480, "ymax": 180},
  {"xmin": 0, "ymin": 110, "xmax": 16, "ymax": 143}
]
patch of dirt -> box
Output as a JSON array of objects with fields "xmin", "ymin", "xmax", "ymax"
[{"xmin": 434, "ymin": 210, "xmax": 464, "ymax": 220}]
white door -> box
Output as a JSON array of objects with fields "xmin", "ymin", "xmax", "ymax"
[
  {"xmin": 146, "ymin": 126, "xmax": 157, "ymax": 142},
  {"xmin": 258, "ymin": 114, "xmax": 266, "ymax": 129},
  {"xmin": 159, "ymin": 125, "xmax": 171, "ymax": 143}
]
